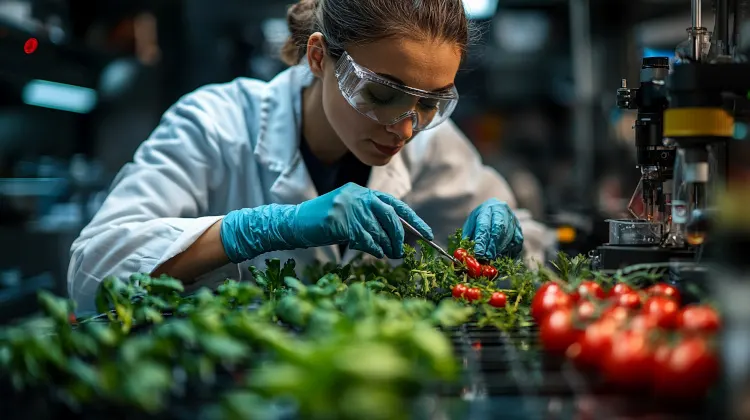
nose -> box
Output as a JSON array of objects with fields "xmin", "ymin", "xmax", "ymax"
[{"xmin": 385, "ymin": 115, "xmax": 414, "ymax": 141}]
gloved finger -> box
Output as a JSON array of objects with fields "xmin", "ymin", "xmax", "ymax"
[
  {"xmin": 462, "ymin": 208, "xmax": 478, "ymax": 240},
  {"xmin": 505, "ymin": 228, "xmax": 524, "ymax": 258},
  {"xmin": 473, "ymin": 206, "xmax": 494, "ymax": 259},
  {"xmin": 486, "ymin": 208, "xmax": 504, "ymax": 259},
  {"xmin": 357, "ymin": 207, "xmax": 394, "ymax": 258},
  {"xmin": 370, "ymin": 198, "xmax": 405, "ymax": 259},
  {"xmin": 493, "ymin": 207, "xmax": 517, "ymax": 256},
  {"xmin": 349, "ymin": 228, "xmax": 385, "ymax": 258},
  {"xmin": 374, "ymin": 191, "xmax": 434, "ymax": 240}
]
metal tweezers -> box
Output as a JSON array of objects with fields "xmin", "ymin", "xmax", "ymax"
[{"xmin": 399, "ymin": 216, "xmax": 459, "ymax": 264}]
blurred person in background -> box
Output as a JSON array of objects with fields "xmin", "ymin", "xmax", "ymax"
[{"xmin": 68, "ymin": 0, "xmax": 551, "ymax": 312}]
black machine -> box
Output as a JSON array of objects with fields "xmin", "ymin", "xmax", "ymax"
[{"xmin": 591, "ymin": 0, "xmax": 750, "ymax": 276}]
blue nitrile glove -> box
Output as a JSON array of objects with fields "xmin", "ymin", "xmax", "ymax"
[
  {"xmin": 462, "ymin": 198, "xmax": 524, "ymax": 259},
  {"xmin": 220, "ymin": 182, "xmax": 433, "ymax": 262}
]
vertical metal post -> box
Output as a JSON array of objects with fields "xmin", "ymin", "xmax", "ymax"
[
  {"xmin": 568, "ymin": 0, "xmax": 595, "ymax": 206},
  {"xmin": 692, "ymin": 0, "xmax": 703, "ymax": 59}
]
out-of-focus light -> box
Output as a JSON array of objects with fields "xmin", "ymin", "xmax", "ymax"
[
  {"xmin": 643, "ymin": 47, "xmax": 674, "ymax": 59},
  {"xmin": 463, "ymin": 0, "xmax": 499, "ymax": 20},
  {"xmin": 21, "ymin": 80, "xmax": 97, "ymax": 114},
  {"xmin": 735, "ymin": 122, "xmax": 748, "ymax": 140},
  {"xmin": 494, "ymin": 12, "xmax": 549, "ymax": 53},
  {"xmin": 23, "ymin": 37, "xmax": 37, "ymax": 54}
]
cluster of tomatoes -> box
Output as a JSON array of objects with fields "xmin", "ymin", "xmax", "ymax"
[
  {"xmin": 450, "ymin": 248, "xmax": 507, "ymax": 308},
  {"xmin": 452, "ymin": 248, "xmax": 498, "ymax": 280},
  {"xmin": 533, "ymin": 280, "xmax": 720, "ymax": 399}
]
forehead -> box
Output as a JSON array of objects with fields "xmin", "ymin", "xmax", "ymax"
[{"xmin": 345, "ymin": 37, "xmax": 461, "ymax": 92}]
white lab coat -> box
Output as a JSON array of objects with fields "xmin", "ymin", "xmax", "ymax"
[{"xmin": 68, "ymin": 63, "xmax": 554, "ymax": 313}]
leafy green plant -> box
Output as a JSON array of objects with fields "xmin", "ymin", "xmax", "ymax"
[{"xmin": 0, "ymin": 230, "xmax": 629, "ymax": 418}]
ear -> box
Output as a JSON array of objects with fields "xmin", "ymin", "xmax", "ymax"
[{"xmin": 306, "ymin": 32, "xmax": 327, "ymax": 78}]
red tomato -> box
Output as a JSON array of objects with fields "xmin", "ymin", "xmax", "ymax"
[
  {"xmin": 567, "ymin": 319, "xmax": 617, "ymax": 369},
  {"xmin": 489, "ymin": 292, "xmax": 507, "ymax": 308},
  {"xmin": 628, "ymin": 314, "xmax": 659, "ymax": 332},
  {"xmin": 571, "ymin": 280, "xmax": 605, "ymax": 302},
  {"xmin": 68, "ymin": 313, "xmax": 77, "ymax": 325},
  {"xmin": 465, "ymin": 287, "xmax": 482, "ymax": 302},
  {"xmin": 575, "ymin": 300, "xmax": 597, "ymax": 323},
  {"xmin": 677, "ymin": 305, "xmax": 721, "ymax": 333},
  {"xmin": 602, "ymin": 329, "xmax": 655, "ymax": 390},
  {"xmin": 481, "ymin": 265, "xmax": 498, "ymax": 280},
  {"xmin": 537, "ymin": 282, "xmax": 562, "ymax": 296},
  {"xmin": 613, "ymin": 291, "xmax": 642, "ymax": 309},
  {"xmin": 453, "ymin": 248, "xmax": 469, "ymax": 263},
  {"xmin": 465, "ymin": 256, "xmax": 482, "ymax": 278},
  {"xmin": 531, "ymin": 289, "xmax": 573, "ymax": 323},
  {"xmin": 646, "ymin": 283, "xmax": 681, "ymax": 304},
  {"xmin": 653, "ymin": 336, "xmax": 719, "ymax": 399},
  {"xmin": 642, "ymin": 297, "xmax": 680, "ymax": 329},
  {"xmin": 452, "ymin": 284, "xmax": 468, "ymax": 299},
  {"xmin": 607, "ymin": 282, "xmax": 634, "ymax": 298},
  {"xmin": 601, "ymin": 306, "xmax": 634, "ymax": 327},
  {"xmin": 540, "ymin": 308, "xmax": 580, "ymax": 355}
]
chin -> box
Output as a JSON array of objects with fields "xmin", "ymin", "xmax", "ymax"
[{"xmin": 357, "ymin": 153, "xmax": 393, "ymax": 167}]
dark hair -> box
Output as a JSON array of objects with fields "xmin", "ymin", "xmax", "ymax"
[{"xmin": 280, "ymin": 0, "xmax": 472, "ymax": 66}]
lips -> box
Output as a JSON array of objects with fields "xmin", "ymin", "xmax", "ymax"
[{"xmin": 371, "ymin": 141, "xmax": 403, "ymax": 156}]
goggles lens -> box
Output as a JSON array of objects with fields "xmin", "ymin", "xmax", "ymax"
[{"xmin": 334, "ymin": 53, "xmax": 459, "ymax": 131}]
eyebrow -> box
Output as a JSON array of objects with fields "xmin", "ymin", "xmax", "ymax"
[{"xmin": 376, "ymin": 73, "xmax": 455, "ymax": 93}]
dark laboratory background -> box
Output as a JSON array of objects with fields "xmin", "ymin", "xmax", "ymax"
[{"xmin": 0, "ymin": 0, "xmax": 697, "ymax": 322}]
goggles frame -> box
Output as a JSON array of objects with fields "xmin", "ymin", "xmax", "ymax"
[{"xmin": 333, "ymin": 52, "xmax": 459, "ymax": 131}]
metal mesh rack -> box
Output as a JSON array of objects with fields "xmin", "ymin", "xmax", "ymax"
[{"xmin": 451, "ymin": 323, "xmax": 717, "ymax": 420}]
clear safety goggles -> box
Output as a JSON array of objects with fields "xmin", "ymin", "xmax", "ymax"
[{"xmin": 334, "ymin": 52, "xmax": 459, "ymax": 131}]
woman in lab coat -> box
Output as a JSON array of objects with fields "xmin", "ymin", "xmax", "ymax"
[{"xmin": 68, "ymin": 0, "xmax": 551, "ymax": 312}]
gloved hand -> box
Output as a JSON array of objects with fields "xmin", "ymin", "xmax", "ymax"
[
  {"xmin": 220, "ymin": 182, "xmax": 433, "ymax": 262},
  {"xmin": 462, "ymin": 198, "xmax": 524, "ymax": 259}
]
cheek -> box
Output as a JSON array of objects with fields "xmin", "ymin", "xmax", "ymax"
[{"xmin": 322, "ymin": 76, "xmax": 381, "ymax": 140}]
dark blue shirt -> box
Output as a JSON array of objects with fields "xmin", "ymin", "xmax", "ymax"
[{"xmin": 299, "ymin": 137, "xmax": 371, "ymax": 257}]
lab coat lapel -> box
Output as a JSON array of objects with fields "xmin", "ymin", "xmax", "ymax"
[
  {"xmin": 253, "ymin": 64, "xmax": 339, "ymax": 263},
  {"xmin": 254, "ymin": 64, "xmax": 317, "ymax": 206},
  {"xmin": 368, "ymin": 154, "xmax": 412, "ymax": 201}
]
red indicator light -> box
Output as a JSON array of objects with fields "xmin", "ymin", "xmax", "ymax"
[{"xmin": 24, "ymin": 38, "xmax": 38, "ymax": 54}]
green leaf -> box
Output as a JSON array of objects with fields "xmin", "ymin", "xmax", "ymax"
[
  {"xmin": 281, "ymin": 259, "xmax": 297, "ymax": 280},
  {"xmin": 37, "ymin": 291, "xmax": 71, "ymax": 324},
  {"xmin": 134, "ymin": 306, "xmax": 164, "ymax": 324},
  {"xmin": 199, "ymin": 334, "xmax": 250, "ymax": 362},
  {"xmin": 334, "ymin": 343, "xmax": 410, "ymax": 382},
  {"xmin": 431, "ymin": 299, "xmax": 475, "ymax": 327},
  {"xmin": 121, "ymin": 362, "xmax": 172, "ymax": 412},
  {"xmin": 249, "ymin": 266, "xmax": 268, "ymax": 288},
  {"xmin": 284, "ymin": 277, "xmax": 306, "ymax": 293},
  {"xmin": 143, "ymin": 275, "xmax": 185, "ymax": 295},
  {"xmin": 265, "ymin": 259, "xmax": 282, "ymax": 287},
  {"xmin": 66, "ymin": 358, "xmax": 99, "ymax": 388},
  {"xmin": 248, "ymin": 364, "xmax": 305, "ymax": 396},
  {"xmin": 221, "ymin": 391, "xmax": 275, "ymax": 420}
]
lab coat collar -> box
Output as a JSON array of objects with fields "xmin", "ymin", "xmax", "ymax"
[{"xmin": 253, "ymin": 62, "xmax": 412, "ymax": 204}]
